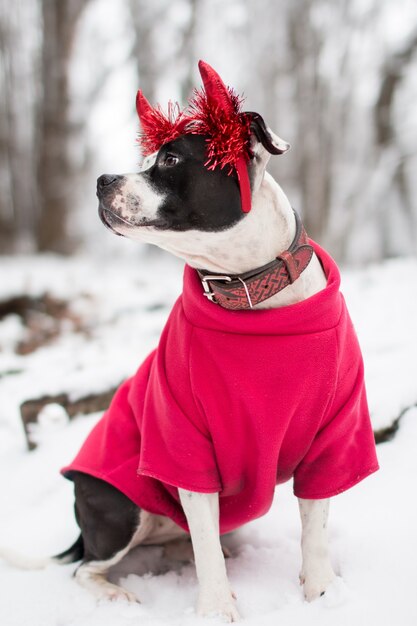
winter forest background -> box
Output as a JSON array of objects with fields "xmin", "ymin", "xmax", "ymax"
[
  {"xmin": 1, "ymin": 2, "xmax": 417, "ymax": 625},
  {"xmin": 1, "ymin": 0, "xmax": 417, "ymax": 263}
]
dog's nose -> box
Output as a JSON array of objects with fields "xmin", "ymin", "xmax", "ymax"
[{"xmin": 97, "ymin": 174, "xmax": 120, "ymax": 193}]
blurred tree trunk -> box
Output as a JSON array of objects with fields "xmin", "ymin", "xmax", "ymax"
[
  {"xmin": 129, "ymin": 0, "xmax": 201, "ymax": 106},
  {"xmin": 175, "ymin": 0, "xmax": 201, "ymax": 101},
  {"xmin": 0, "ymin": 0, "xmax": 38, "ymax": 253},
  {"xmin": 287, "ymin": 0, "xmax": 333, "ymax": 243},
  {"xmin": 374, "ymin": 28, "xmax": 417, "ymax": 257},
  {"xmin": 36, "ymin": 0, "xmax": 89, "ymax": 253},
  {"xmin": 243, "ymin": 0, "xmax": 336, "ymax": 246},
  {"xmin": 128, "ymin": 0, "xmax": 164, "ymax": 104}
]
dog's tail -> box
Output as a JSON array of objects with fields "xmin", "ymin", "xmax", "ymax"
[{"xmin": 0, "ymin": 534, "xmax": 84, "ymax": 570}]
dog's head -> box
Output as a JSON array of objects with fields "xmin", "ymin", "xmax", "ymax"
[{"xmin": 97, "ymin": 61, "xmax": 290, "ymax": 269}]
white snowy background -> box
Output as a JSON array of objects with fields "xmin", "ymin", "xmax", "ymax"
[
  {"xmin": 1, "ymin": 0, "xmax": 417, "ymax": 624},
  {"xmin": 0, "ymin": 251, "xmax": 416, "ymax": 626}
]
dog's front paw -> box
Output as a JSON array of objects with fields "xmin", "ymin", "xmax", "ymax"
[
  {"xmin": 100, "ymin": 583, "xmax": 140, "ymax": 604},
  {"xmin": 300, "ymin": 560, "xmax": 336, "ymax": 602},
  {"xmin": 197, "ymin": 588, "xmax": 240, "ymax": 622}
]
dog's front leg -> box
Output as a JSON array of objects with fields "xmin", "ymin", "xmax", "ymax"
[
  {"xmin": 178, "ymin": 489, "xmax": 240, "ymax": 622},
  {"xmin": 298, "ymin": 498, "xmax": 336, "ymax": 601}
]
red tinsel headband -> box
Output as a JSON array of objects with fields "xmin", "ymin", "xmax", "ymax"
[{"xmin": 136, "ymin": 60, "xmax": 252, "ymax": 213}]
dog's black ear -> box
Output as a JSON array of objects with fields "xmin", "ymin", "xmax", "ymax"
[
  {"xmin": 245, "ymin": 113, "xmax": 290, "ymax": 194},
  {"xmin": 245, "ymin": 112, "xmax": 290, "ymax": 155}
]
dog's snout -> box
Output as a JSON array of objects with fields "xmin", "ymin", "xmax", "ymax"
[{"xmin": 97, "ymin": 174, "xmax": 121, "ymax": 193}]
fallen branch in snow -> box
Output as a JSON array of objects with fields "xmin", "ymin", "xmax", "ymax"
[
  {"xmin": 374, "ymin": 419, "xmax": 400, "ymax": 445},
  {"xmin": 373, "ymin": 403, "xmax": 417, "ymax": 444},
  {"xmin": 0, "ymin": 292, "xmax": 86, "ymax": 354},
  {"xmin": 20, "ymin": 387, "xmax": 119, "ymax": 450}
]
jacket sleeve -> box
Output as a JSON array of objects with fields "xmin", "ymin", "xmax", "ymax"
[
  {"xmin": 132, "ymin": 305, "xmax": 222, "ymax": 493},
  {"xmin": 293, "ymin": 318, "xmax": 379, "ymax": 499}
]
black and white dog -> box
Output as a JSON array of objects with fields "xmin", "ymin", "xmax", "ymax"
[
  {"xmin": 16, "ymin": 136, "xmax": 331, "ymax": 621},
  {"xmin": 2, "ymin": 63, "xmax": 378, "ymax": 622},
  {"xmin": 89, "ymin": 135, "xmax": 331, "ymax": 621}
]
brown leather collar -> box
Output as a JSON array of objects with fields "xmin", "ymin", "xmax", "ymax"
[{"xmin": 197, "ymin": 210, "xmax": 314, "ymax": 310}]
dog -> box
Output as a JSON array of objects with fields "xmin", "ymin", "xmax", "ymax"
[{"xmin": 2, "ymin": 62, "xmax": 378, "ymax": 622}]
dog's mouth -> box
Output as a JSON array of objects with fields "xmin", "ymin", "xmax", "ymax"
[
  {"xmin": 98, "ymin": 204, "xmax": 125, "ymax": 236},
  {"xmin": 98, "ymin": 203, "xmax": 169, "ymax": 235}
]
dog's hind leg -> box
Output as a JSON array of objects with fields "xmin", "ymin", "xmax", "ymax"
[
  {"xmin": 72, "ymin": 472, "xmax": 141, "ymax": 602},
  {"xmin": 298, "ymin": 498, "xmax": 336, "ymax": 601},
  {"xmin": 75, "ymin": 548, "xmax": 139, "ymax": 603}
]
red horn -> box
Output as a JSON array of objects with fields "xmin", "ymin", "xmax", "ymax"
[
  {"xmin": 198, "ymin": 60, "xmax": 234, "ymax": 114},
  {"xmin": 136, "ymin": 90, "xmax": 153, "ymax": 125},
  {"xmin": 197, "ymin": 60, "xmax": 252, "ymax": 213},
  {"xmin": 135, "ymin": 90, "xmax": 188, "ymax": 156}
]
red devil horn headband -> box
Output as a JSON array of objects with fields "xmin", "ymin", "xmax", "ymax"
[
  {"xmin": 136, "ymin": 61, "xmax": 253, "ymax": 212},
  {"xmin": 195, "ymin": 61, "xmax": 252, "ymax": 213}
]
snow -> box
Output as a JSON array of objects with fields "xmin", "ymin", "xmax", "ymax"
[{"xmin": 0, "ymin": 250, "xmax": 417, "ymax": 625}]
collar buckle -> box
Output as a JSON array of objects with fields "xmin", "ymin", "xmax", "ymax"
[{"xmin": 200, "ymin": 274, "xmax": 232, "ymax": 303}]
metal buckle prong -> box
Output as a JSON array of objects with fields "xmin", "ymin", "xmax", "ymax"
[
  {"xmin": 237, "ymin": 277, "xmax": 254, "ymax": 309},
  {"xmin": 200, "ymin": 274, "xmax": 232, "ymax": 302}
]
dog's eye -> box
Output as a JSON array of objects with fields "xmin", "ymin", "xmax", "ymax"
[{"xmin": 163, "ymin": 154, "xmax": 179, "ymax": 167}]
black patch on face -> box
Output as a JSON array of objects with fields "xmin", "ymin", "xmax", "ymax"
[{"xmin": 142, "ymin": 135, "xmax": 246, "ymax": 232}]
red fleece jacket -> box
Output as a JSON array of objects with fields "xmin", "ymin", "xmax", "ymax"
[{"xmin": 62, "ymin": 241, "xmax": 379, "ymax": 534}]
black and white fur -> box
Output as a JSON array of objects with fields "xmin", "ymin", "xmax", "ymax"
[{"xmin": 1, "ymin": 123, "xmax": 334, "ymax": 622}]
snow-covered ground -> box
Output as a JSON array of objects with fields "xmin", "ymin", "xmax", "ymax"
[{"xmin": 0, "ymin": 250, "xmax": 417, "ymax": 626}]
